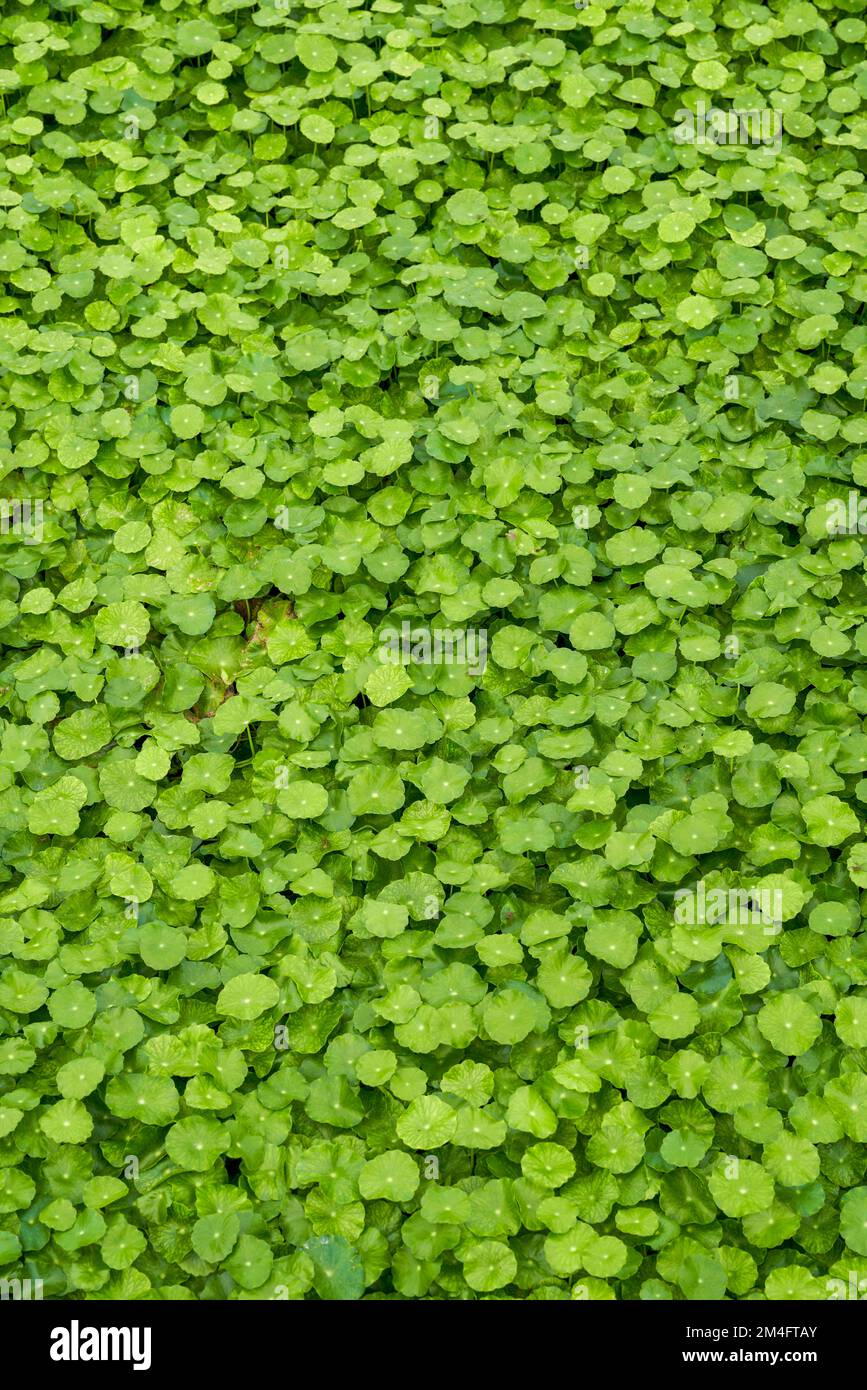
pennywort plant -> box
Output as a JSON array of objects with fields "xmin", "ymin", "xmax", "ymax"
[{"xmin": 0, "ymin": 0, "xmax": 865, "ymax": 1305}]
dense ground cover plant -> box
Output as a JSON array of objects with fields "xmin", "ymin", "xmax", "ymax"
[{"xmin": 0, "ymin": 0, "xmax": 867, "ymax": 1302}]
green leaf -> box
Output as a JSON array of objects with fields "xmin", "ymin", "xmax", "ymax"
[
  {"xmin": 459, "ymin": 1239, "xmax": 517, "ymax": 1292},
  {"xmin": 216, "ymin": 972, "xmax": 280, "ymax": 1021},
  {"xmin": 165, "ymin": 1117, "xmax": 227, "ymax": 1171},
  {"xmin": 94, "ymin": 601, "xmax": 151, "ymax": 648},
  {"xmin": 304, "ymin": 1236, "xmax": 364, "ymax": 1300},
  {"xmin": 191, "ymin": 1212, "xmax": 240, "ymax": 1264},
  {"xmin": 358, "ymin": 1150, "xmax": 419, "ymax": 1201},
  {"xmin": 757, "ymin": 994, "xmax": 822, "ymax": 1055},
  {"xmin": 53, "ymin": 708, "xmax": 112, "ymax": 760}
]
